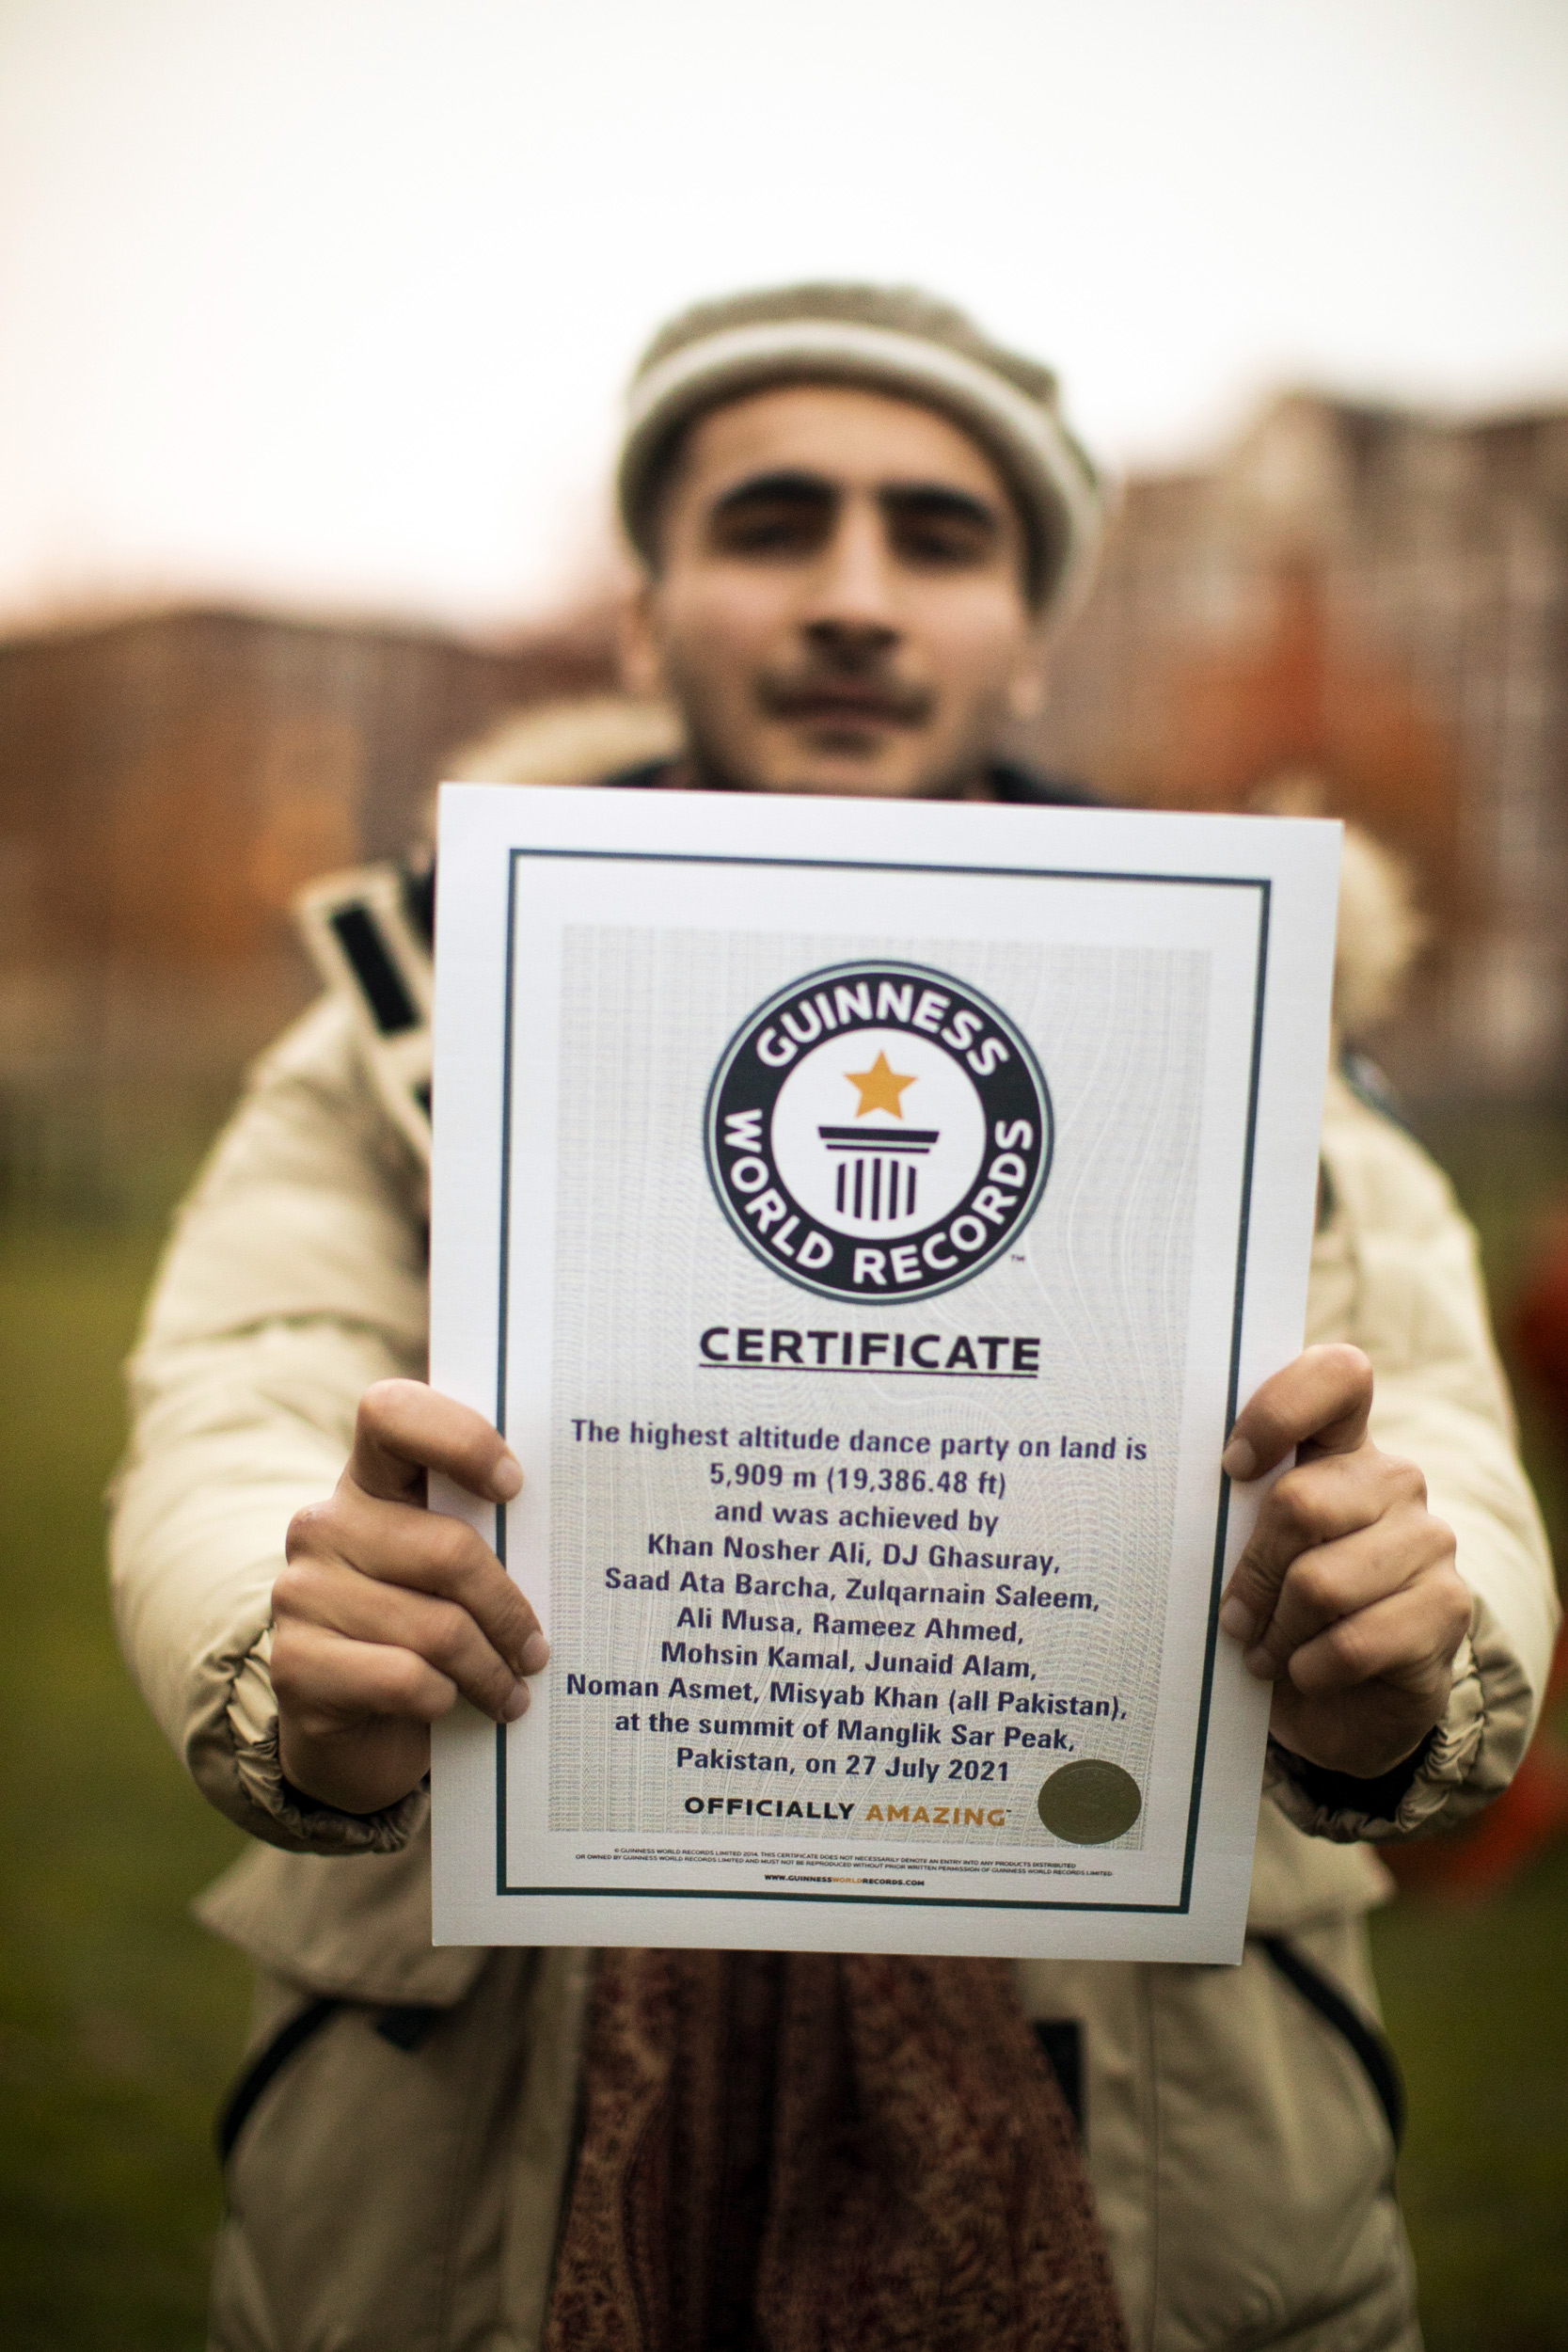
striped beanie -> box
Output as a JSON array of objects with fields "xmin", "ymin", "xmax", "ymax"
[{"xmin": 617, "ymin": 283, "xmax": 1104, "ymax": 614}]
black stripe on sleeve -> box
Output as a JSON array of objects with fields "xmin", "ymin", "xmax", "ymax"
[{"xmin": 329, "ymin": 905, "xmax": 420, "ymax": 1035}]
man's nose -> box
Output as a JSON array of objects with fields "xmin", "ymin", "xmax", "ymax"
[{"xmin": 800, "ymin": 500, "xmax": 900, "ymax": 654}]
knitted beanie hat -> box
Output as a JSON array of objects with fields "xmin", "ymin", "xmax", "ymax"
[{"xmin": 617, "ymin": 283, "xmax": 1104, "ymax": 613}]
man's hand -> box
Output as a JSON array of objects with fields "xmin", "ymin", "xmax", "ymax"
[
  {"xmin": 272, "ymin": 1381, "xmax": 546, "ymax": 1816},
  {"xmin": 1219, "ymin": 1344, "xmax": 1471, "ymax": 1781}
]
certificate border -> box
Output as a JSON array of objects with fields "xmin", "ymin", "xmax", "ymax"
[{"xmin": 489, "ymin": 848, "xmax": 1270, "ymax": 1915}]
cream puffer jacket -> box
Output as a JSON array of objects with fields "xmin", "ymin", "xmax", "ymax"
[{"xmin": 110, "ymin": 977, "xmax": 1556, "ymax": 2352}]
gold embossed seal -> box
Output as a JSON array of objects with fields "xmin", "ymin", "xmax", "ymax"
[{"xmin": 1037, "ymin": 1759, "xmax": 1143, "ymax": 1844}]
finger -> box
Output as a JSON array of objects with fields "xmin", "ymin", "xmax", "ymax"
[
  {"xmin": 290, "ymin": 1489, "xmax": 547, "ymax": 1677},
  {"xmin": 1219, "ymin": 1453, "xmax": 1430, "ymax": 1651},
  {"xmin": 274, "ymin": 1559, "xmax": 532, "ymax": 1722},
  {"xmin": 348, "ymin": 1379, "xmax": 522, "ymax": 1508},
  {"xmin": 272, "ymin": 1616, "xmax": 466, "ymax": 1734},
  {"xmin": 1222, "ymin": 1344, "xmax": 1374, "ymax": 1483},
  {"xmin": 1278, "ymin": 1573, "xmax": 1472, "ymax": 1699},
  {"xmin": 1229, "ymin": 1505, "xmax": 1449, "ymax": 1679}
]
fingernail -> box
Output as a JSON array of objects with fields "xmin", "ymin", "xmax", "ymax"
[
  {"xmin": 1219, "ymin": 1597, "xmax": 1258, "ymax": 1645},
  {"xmin": 493, "ymin": 1452, "xmax": 523, "ymax": 1501},
  {"xmin": 1222, "ymin": 1437, "xmax": 1258, "ymax": 1481},
  {"xmin": 519, "ymin": 1631, "xmax": 551, "ymax": 1676},
  {"xmin": 501, "ymin": 1680, "xmax": 530, "ymax": 1721},
  {"xmin": 1243, "ymin": 1644, "xmax": 1280, "ymax": 1681}
]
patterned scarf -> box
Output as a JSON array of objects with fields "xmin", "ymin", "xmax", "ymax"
[{"xmin": 545, "ymin": 1947, "xmax": 1128, "ymax": 2352}]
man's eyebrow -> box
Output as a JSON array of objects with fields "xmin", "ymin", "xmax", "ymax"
[
  {"xmin": 879, "ymin": 482, "xmax": 1003, "ymax": 528},
  {"xmin": 710, "ymin": 469, "xmax": 836, "ymax": 514}
]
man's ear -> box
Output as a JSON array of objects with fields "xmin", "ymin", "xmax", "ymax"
[
  {"xmin": 1004, "ymin": 626, "xmax": 1052, "ymax": 724},
  {"xmin": 617, "ymin": 579, "xmax": 667, "ymax": 701}
]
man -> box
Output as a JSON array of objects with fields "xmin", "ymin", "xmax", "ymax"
[{"xmin": 111, "ymin": 285, "xmax": 1555, "ymax": 2351}]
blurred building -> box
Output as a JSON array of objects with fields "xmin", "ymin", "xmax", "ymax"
[
  {"xmin": 0, "ymin": 605, "xmax": 616, "ymax": 1216},
  {"xmin": 2, "ymin": 389, "xmax": 1566, "ymax": 1216},
  {"xmin": 1027, "ymin": 392, "xmax": 1568, "ymax": 1101}
]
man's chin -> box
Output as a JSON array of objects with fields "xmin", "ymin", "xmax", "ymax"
[
  {"xmin": 685, "ymin": 719, "xmax": 981, "ymax": 799},
  {"xmin": 752, "ymin": 723, "xmax": 960, "ymax": 800}
]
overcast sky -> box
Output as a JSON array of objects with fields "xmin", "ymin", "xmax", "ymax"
[{"xmin": 0, "ymin": 0, "xmax": 1564, "ymax": 636}]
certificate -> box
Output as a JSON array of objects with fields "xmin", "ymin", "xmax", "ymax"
[{"xmin": 429, "ymin": 785, "xmax": 1339, "ymax": 1962}]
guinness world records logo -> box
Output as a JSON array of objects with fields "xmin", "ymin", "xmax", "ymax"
[{"xmin": 704, "ymin": 959, "xmax": 1052, "ymax": 1303}]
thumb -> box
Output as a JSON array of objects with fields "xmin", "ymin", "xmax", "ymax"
[
  {"xmin": 347, "ymin": 1380, "xmax": 523, "ymax": 1507},
  {"xmin": 1221, "ymin": 1344, "xmax": 1373, "ymax": 1484}
]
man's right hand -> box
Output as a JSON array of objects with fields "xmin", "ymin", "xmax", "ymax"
[{"xmin": 271, "ymin": 1380, "xmax": 546, "ymax": 1816}]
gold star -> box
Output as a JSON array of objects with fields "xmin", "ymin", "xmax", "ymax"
[{"xmin": 845, "ymin": 1050, "xmax": 917, "ymax": 1119}]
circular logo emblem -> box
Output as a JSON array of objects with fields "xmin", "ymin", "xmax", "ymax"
[{"xmin": 705, "ymin": 959, "xmax": 1052, "ymax": 1303}]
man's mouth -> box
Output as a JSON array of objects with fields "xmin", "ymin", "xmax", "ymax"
[{"xmin": 757, "ymin": 677, "xmax": 931, "ymax": 729}]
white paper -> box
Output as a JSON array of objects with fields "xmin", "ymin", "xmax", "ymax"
[{"xmin": 429, "ymin": 785, "xmax": 1340, "ymax": 1962}]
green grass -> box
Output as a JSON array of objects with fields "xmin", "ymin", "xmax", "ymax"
[
  {"xmin": 3, "ymin": 1106, "xmax": 1568, "ymax": 2347},
  {"xmin": 0, "ymin": 1223, "xmax": 249, "ymax": 2351},
  {"xmin": 1373, "ymin": 1843, "xmax": 1568, "ymax": 2351}
]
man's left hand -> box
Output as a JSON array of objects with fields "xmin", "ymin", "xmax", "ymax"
[{"xmin": 1219, "ymin": 1343, "xmax": 1471, "ymax": 1780}]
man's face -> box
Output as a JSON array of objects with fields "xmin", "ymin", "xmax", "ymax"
[{"xmin": 623, "ymin": 383, "xmax": 1048, "ymax": 798}]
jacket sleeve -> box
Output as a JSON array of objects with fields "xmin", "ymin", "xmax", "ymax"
[
  {"xmin": 109, "ymin": 997, "xmax": 434, "ymax": 1854},
  {"xmin": 1266, "ymin": 1073, "xmax": 1560, "ymax": 1842}
]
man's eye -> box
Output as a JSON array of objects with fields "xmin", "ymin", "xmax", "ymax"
[
  {"xmin": 894, "ymin": 517, "xmax": 991, "ymax": 567},
  {"xmin": 712, "ymin": 505, "xmax": 829, "ymax": 556}
]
